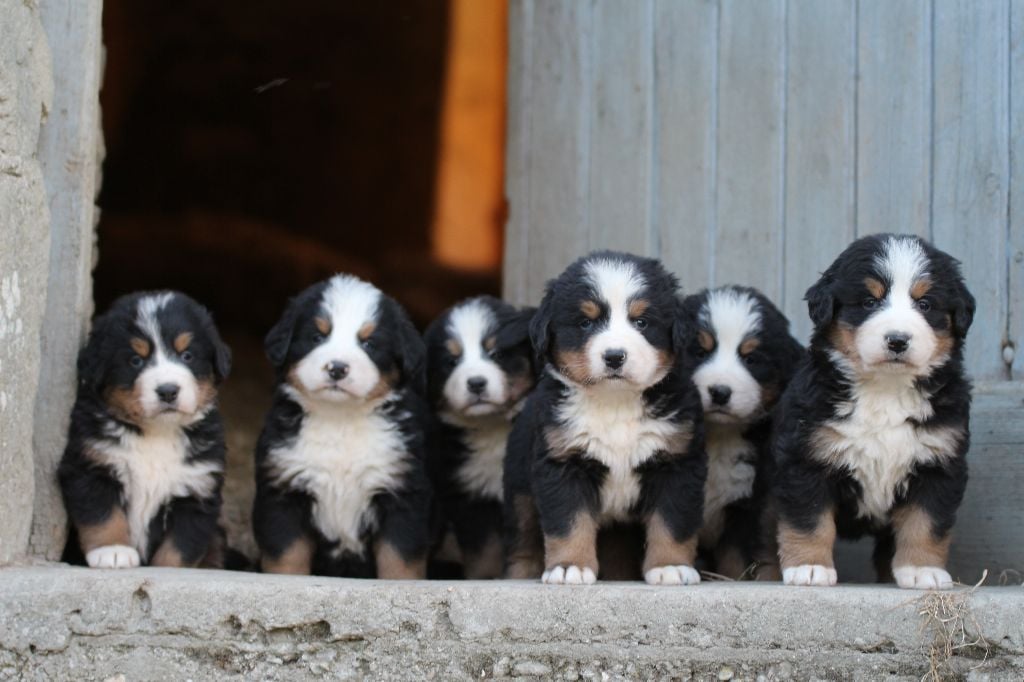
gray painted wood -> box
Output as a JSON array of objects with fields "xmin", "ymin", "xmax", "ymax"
[
  {"xmin": 502, "ymin": 0, "xmax": 532, "ymax": 307},
  {"xmin": 931, "ymin": 0, "xmax": 1010, "ymax": 381},
  {"xmin": 1010, "ymin": 0, "xmax": 1024, "ymax": 380}
]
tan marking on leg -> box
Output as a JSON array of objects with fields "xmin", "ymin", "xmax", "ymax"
[
  {"xmin": 505, "ymin": 495, "xmax": 544, "ymax": 579},
  {"xmin": 627, "ymin": 298, "xmax": 650, "ymax": 318},
  {"xmin": 580, "ymin": 300, "xmax": 601, "ymax": 319},
  {"xmin": 199, "ymin": 532, "xmax": 226, "ymax": 569},
  {"xmin": 462, "ymin": 532, "xmax": 504, "ymax": 579},
  {"xmin": 151, "ymin": 539, "xmax": 199, "ymax": 568},
  {"xmin": 173, "ymin": 331, "xmax": 193, "ymax": 354},
  {"xmin": 78, "ymin": 507, "xmax": 132, "ymax": 553},
  {"xmin": 130, "ymin": 337, "xmax": 151, "ymax": 358},
  {"xmin": 545, "ymin": 512, "xmax": 599, "ymax": 573},
  {"xmin": 864, "ymin": 277, "xmax": 886, "ymax": 300},
  {"xmin": 642, "ymin": 513, "xmax": 698, "ymax": 574},
  {"xmin": 375, "ymin": 541, "xmax": 426, "ymax": 579},
  {"xmin": 314, "ymin": 316, "xmax": 332, "ymax": 336},
  {"xmin": 910, "ymin": 277, "xmax": 933, "ymax": 300},
  {"xmin": 261, "ymin": 536, "xmax": 314, "ymax": 575},
  {"xmin": 778, "ymin": 512, "xmax": 836, "ymax": 570},
  {"xmin": 891, "ymin": 506, "xmax": 950, "ymax": 570}
]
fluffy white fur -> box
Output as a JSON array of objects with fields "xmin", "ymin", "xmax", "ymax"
[
  {"xmin": 542, "ymin": 565, "xmax": 597, "ymax": 585},
  {"xmin": 86, "ymin": 544, "xmax": 140, "ymax": 569},
  {"xmin": 783, "ymin": 564, "xmax": 837, "ymax": 586},
  {"xmin": 447, "ymin": 413, "xmax": 509, "ymax": 501},
  {"xmin": 442, "ymin": 300, "xmax": 509, "ymax": 415},
  {"xmin": 135, "ymin": 293, "xmax": 203, "ymax": 422},
  {"xmin": 893, "ymin": 565, "xmax": 953, "ymax": 590},
  {"xmin": 645, "ymin": 565, "xmax": 701, "ymax": 585},
  {"xmin": 692, "ymin": 288, "xmax": 763, "ymax": 422}
]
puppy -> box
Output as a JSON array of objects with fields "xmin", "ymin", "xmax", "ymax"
[
  {"xmin": 253, "ymin": 274, "xmax": 431, "ymax": 578},
  {"xmin": 774, "ymin": 234, "xmax": 974, "ymax": 589},
  {"xmin": 59, "ymin": 291, "xmax": 232, "ymax": 569},
  {"xmin": 504, "ymin": 251, "xmax": 706, "ymax": 586},
  {"xmin": 423, "ymin": 296, "xmax": 536, "ymax": 578},
  {"xmin": 682, "ymin": 286, "xmax": 803, "ymax": 579}
]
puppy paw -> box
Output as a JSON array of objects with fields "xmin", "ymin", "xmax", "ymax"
[
  {"xmin": 644, "ymin": 565, "xmax": 701, "ymax": 586},
  {"xmin": 86, "ymin": 544, "xmax": 141, "ymax": 569},
  {"xmin": 542, "ymin": 565, "xmax": 597, "ymax": 585},
  {"xmin": 893, "ymin": 565, "xmax": 953, "ymax": 590},
  {"xmin": 782, "ymin": 564, "xmax": 837, "ymax": 586}
]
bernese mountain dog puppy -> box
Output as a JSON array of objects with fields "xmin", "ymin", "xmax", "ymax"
[
  {"xmin": 253, "ymin": 274, "xmax": 432, "ymax": 579},
  {"xmin": 774, "ymin": 234, "xmax": 975, "ymax": 589},
  {"xmin": 59, "ymin": 291, "xmax": 232, "ymax": 569},
  {"xmin": 423, "ymin": 296, "xmax": 536, "ymax": 578},
  {"xmin": 504, "ymin": 251, "xmax": 706, "ymax": 586},
  {"xmin": 682, "ymin": 286, "xmax": 803, "ymax": 579}
]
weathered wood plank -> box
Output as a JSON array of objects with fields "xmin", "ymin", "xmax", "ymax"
[
  {"xmin": 1009, "ymin": 0, "xmax": 1024, "ymax": 380},
  {"xmin": 856, "ymin": 0, "xmax": 931, "ymax": 238},
  {"xmin": 502, "ymin": 0, "xmax": 533, "ymax": 307},
  {"xmin": 715, "ymin": 0, "xmax": 785, "ymax": 301},
  {"xmin": 653, "ymin": 0, "xmax": 718, "ymax": 297},
  {"xmin": 522, "ymin": 1, "xmax": 593, "ymax": 303},
  {"xmin": 588, "ymin": 1, "xmax": 653, "ymax": 255},
  {"xmin": 931, "ymin": 0, "xmax": 1010, "ymax": 381},
  {"xmin": 782, "ymin": 0, "xmax": 856, "ymax": 342}
]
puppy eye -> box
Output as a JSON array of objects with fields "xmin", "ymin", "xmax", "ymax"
[
  {"xmin": 633, "ymin": 318, "xmax": 648, "ymax": 331},
  {"xmin": 312, "ymin": 332, "xmax": 326, "ymax": 344},
  {"xmin": 361, "ymin": 338, "xmax": 375, "ymax": 351},
  {"xmin": 743, "ymin": 353, "xmax": 757, "ymax": 366},
  {"xmin": 915, "ymin": 299, "xmax": 932, "ymax": 313},
  {"xmin": 862, "ymin": 297, "xmax": 879, "ymax": 311},
  {"xmin": 579, "ymin": 319, "xmax": 593, "ymax": 330},
  {"xmin": 693, "ymin": 348, "xmax": 708, "ymax": 360},
  {"xmin": 180, "ymin": 350, "xmax": 194, "ymax": 364},
  {"xmin": 130, "ymin": 355, "xmax": 145, "ymax": 369}
]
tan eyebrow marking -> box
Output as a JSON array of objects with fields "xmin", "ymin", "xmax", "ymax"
[
  {"xmin": 314, "ymin": 316, "xmax": 332, "ymax": 335},
  {"xmin": 130, "ymin": 337, "xmax": 151, "ymax": 357},
  {"xmin": 628, "ymin": 298, "xmax": 650, "ymax": 318},
  {"xmin": 697, "ymin": 330, "xmax": 715, "ymax": 352},
  {"xmin": 580, "ymin": 300, "xmax": 601, "ymax": 319},
  {"xmin": 357, "ymin": 321, "xmax": 376, "ymax": 341},
  {"xmin": 484, "ymin": 335, "xmax": 497, "ymax": 351},
  {"xmin": 864, "ymin": 277, "xmax": 885, "ymax": 300},
  {"xmin": 173, "ymin": 332, "xmax": 193, "ymax": 354},
  {"xmin": 445, "ymin": 338, "xmax": 463, "ymax": 357},
  {"xmin": 739, "ymin": 337, "xmax": 760, "ymax": 356},
  {"xmin": 910, "ymin": 278, "xmax": 932, "ymax": 300}
]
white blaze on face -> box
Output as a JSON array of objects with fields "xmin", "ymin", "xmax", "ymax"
[
  {"xmin": 293, "ymin": 275, "xmax": 383, "ymax": 402},
  {"xmin": 857, "ymin": 237, "xmax": 938, "ymax": 373},
  {"xmin": 442, "ymin": 300, "xmax": 508, "ymax": 416},
  {"xmin": 135, "ymin": 293, "xmax": 201, "ymax": 422},
  {"xmin": 583, "ymin": 259, "xmax": 662, "ymax": 387},
  {"xmin": 691, "ymin": 289, "xmax": 763, "ymax": 423}
]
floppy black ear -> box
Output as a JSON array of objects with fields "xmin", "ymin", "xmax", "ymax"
[
  {"xmin": 200, "ymin": 309, "xmax": 232, "ymax": 382},
  {"xmin": 805, "ymin": 274, "xmax": 836, "ymax": 329},
  {"xmin": 390, "ymin": 300, "xmax": 426, "ymax": 396},
  {"xmin": 528, "ymin": 288, "xmax": 554, "ymax": 366},
  {"xmin": 77, "ymin": 311, "xmax": 117, "ymax": 394},
  {"xmin": 952, "ymin": 277, "xmax": 976, "ymax": 338},
  {"xmin": 496, "ymin": 306, "xmax": 536, "ymax": 351},
  {"xmin": 674, "ymin": 294, "xmax": 702, "ymax": 359},
  {"xmin": 264, "ymin": 303, "xmax": 299, "ymax": 370}
]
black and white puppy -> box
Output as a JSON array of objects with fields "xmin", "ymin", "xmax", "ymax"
[
  {"xmin": 59, "ymin": 291, "xmax": 231, "ymax": 569},
  {"xmin": 423, "ymin": 296, "xmax": 536, "ymax": 578},
  {"xmin": 774, "ymin": 234, "xmax": 974, "ymax": 589},
  {"xmin": 504, "ymin": 251, "xmax": 706, "ymax": 586},
  {"xmin": 253, "ymin": 274, "xmax": 431, "ymax": 579},
  {"xmin": 682, "ymin": 286, "xmax": 803, "ymax": 579}
]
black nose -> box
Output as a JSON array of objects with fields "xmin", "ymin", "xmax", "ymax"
[
  {"xmin": 156, "ymin": 383, "xmax": 180, "ymax": 404},
  {"xmin": 603, "ymin": 349, "xmax": 627, "ymax": 370},
  {"xmin": 708, "ymin": 384, "xmax": 732, "ymax": 406},
  {"xmin": 326, "ymin": 361, "xmax": 350, "ymax": 381},
  {"xmin": 886, "ymin": 332, "xmax": 911, "ymax": 354},
  {"xmin": 467, "ymin": 376, "xmax": 488, "ymax": 395}
]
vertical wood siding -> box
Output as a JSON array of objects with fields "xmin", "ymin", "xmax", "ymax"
[{"xmin": 505, "ymin": 0, "xmax": 1020, "ymax": 382}]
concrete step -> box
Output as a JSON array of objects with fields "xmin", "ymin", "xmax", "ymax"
[{"xmin": 0, "ymin": 566, "xmax": 1021, "ymax": 681}]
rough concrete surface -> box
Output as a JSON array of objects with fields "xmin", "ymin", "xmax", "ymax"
[
  {"xmin": 0, "ymin": 0, "xmax": 54, "ymax": 564},
  {"xmin": 0, "ymin": 567, "xmax": 1021, "ymax": 681}
]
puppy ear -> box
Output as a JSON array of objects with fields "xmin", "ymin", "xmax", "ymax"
[
  {"xmin": 201, "ymin": 308, "xmax": 232, "ymax": 381},
  {"xmin": 952, "ymin": 277, "xmax": 976, "ymax": 338},
  {"xmin": 805, "ymin": 274, "xmax": 836, "ymax": 329},
  {"xmin": 528, "ymin": 289, "xmax": 554, "ymax": 366},
  {"xmin": 674, "ymin": 295, "xmax": 701, "ymax": 358},
  {"xmin": 496, "ymin": 306, "xmax": 536, "ymax": 351},
  {"xmin": 77, "ymin": 312, "xmax": 115, "ymax": 394},
  {"xmin": 388, "ymin": 298, "xmax": 426, "ymax": 395},
  {"xmin": 264, "ymin": 303, "xmax": 299, "ymax": 369}
]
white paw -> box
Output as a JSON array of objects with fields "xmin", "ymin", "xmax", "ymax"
[
  {"xmin": 86, "ymin": 544, "xmax": 141, "ymax": 569},
  {"xmin": 542, "ymin": 565, "xmax": 597, "ymax": 585},
  {"xmin": 644, "ymin": 565, "xmax": 701, "ymax": 586},
  {"xmin": 894, "ymin": 565, "xmax": 953, "ymax": 590},
  {"xmin": 783, "ymin": 564, "xmax": 837, "ymax": 586}
]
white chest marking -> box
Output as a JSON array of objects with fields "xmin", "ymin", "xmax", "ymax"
[
  {"xmin": 91, "ymin": 424, "xmax": 221, "ymax": 557},
  {"xmin": 818, "ymin": 375, "xmax": 959, "ymax": 522},
  {"xmin": 269, "ymin": 399, "xmax": 410, "ymax": 555},
  {"xmin": 552, "ymin": 380, "xmax": 683, "ymax": 522},
  {"xmin": 447, "ymin": 415, "xmax": 510, "ymax": 501},
  {"xmin": 700, "ymin": 425, "xmax": 757, "ymax": 545}
]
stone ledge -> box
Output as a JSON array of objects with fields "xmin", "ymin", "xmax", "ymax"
[{"xmin": 0, "ymin": 565, "xmax": 1021, "ymax": 680}]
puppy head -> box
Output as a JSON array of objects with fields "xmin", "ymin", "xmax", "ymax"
[
  {"xmin": 265, "ymin": 274, "xmax": 424, "ymax": 404},
  {"xmin": 79, "ymin": 291, "xmax": 231, "ymax": 426},
  {"xmin": 530, "ymin": 251, "xmax": 681, "ymax": 389},
  {"xmin": 684, "ymin": 286, "xmax": 804, "ymax": 424},
  {"xmin": 805, "ymin": 234, "xmax": 975, "ymax": 377},
  {"xmin": 425, "ymin": 296, "xmax": 536, "ymax": 418}
]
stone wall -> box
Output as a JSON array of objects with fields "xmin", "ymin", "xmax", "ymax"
[{"xmin": 0, "ymin": 0, "xmax": 54, "ymax": 564}]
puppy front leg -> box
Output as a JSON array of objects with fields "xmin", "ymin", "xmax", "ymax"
[
  {"xmin": 640, "ymin": 456, "xmax": 704, "ymax": 586},
  {"xmin": 373, "ymin": 473, "xmax": 431, "ymax": 580},
  {"xmin": 254, "ymin": 486, "xmax": 315, "ymax": 575},
  {"xmin": 151, "ymin": 495, "xmax": 220, "ymax": 568},
  {"xmin": 778, "ymin": 511, "xmax": 837, "ymax": 587},
  {"xmin": 891, "ymin": 505, "xmax": 953, "ymax": 590},
  {"xmin": 60, "ymin": 453, "xmax": 139, "ymax": 569},
  {"xmin": 534, "ymin": 456, "xmax": 600, "ymax": 585}
]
